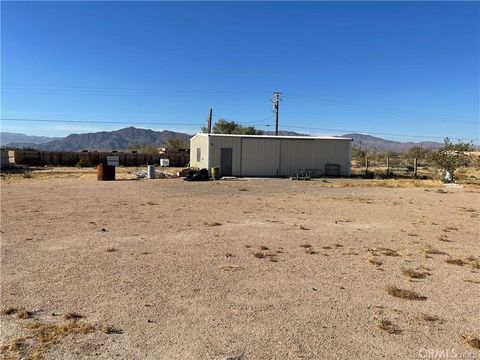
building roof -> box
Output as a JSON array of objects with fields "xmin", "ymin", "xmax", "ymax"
[{"xmin": 191, "ymin": 133, "xmax": 352, "ymax": 141}]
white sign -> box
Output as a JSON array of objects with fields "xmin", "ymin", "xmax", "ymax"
[{"xmin": 107, "ymin": 156, "xmax": 119, "ymax": 167}]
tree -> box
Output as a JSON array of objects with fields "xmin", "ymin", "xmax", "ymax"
[
  {"xmin": 429, "ymin": 138, "xmax": 472, "ymax": 180},
  {"xmin": 127, "ymin": 143, "xmax": 158, "ymax": 154},
  {"xmin": 406, "ymin": 146, "xmax": 431, "ymax": 160},
  {"xmin": 202, "ymin": 119, "xmax": 264, "ymax": 135},
  {"xmin": 165, "ymin": 137, "xmax": 189, "ymax": 149},
  {"xmin": 352, "ymin": 147, "xmax": 366, "ymax": 160}
]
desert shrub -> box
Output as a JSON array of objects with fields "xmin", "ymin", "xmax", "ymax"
[
  {"xmin": 76, "ymin": 156, "xmax": 93, "ymax": 168},
  {"xmin": 352, "ymin": 147, "xmax": 366, "ymax": 160},
  {"xmin": 429, "ymin": 138, "xmax": 472, "ymax": 178}
]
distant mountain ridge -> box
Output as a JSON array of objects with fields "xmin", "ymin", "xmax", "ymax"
[
  {"xmin": 1, "ymin": 132, "xmax": 59, "ymax": 147},
  {"xmin": 1, "ymin": 127, "xmax": 191, "ymax": 152},
  {"xmin": 342, "ymin": 133, "xmax": 443, "ymax": 153},
  {"xmin": 1, "ymin": 128, "xmax": 443, "ymax": 152},
  {"xmin": 34, "ymin": 127, "xmax": 191, "ymax": 151}
]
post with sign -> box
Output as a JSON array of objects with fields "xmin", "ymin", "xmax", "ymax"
[
  {"xmin": 107, "ymin": 156, "xmax": 119, "ymax": 167},
  {"xmin": 97, "ymin": 155, "xmax": 119, "ymax": 181}
]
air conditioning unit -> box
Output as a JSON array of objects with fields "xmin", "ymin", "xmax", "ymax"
[{"xmin": 160, "ymin": 158, "xmax": 170, "ymax": 167}]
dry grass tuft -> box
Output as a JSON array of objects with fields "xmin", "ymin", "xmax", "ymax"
[
  {"xmin": 17, "ymin": 309, "xmax": 34, "ymax": 319},
  {"xmin": 445, "ymin": 258, "xmax": 466, "ymax": 266},
  {"xmin": 333, "ymin": 243, "xmax": 344, "ymax": 248},
  {"xmin": 63, "ymin": 312, "xmax": 83, "ymax": 321},
  {"xmin": 463, "ymin": 279, "xmax": 480, "ymax": 284},
  {"xmin": 253, "ymin": 252, "xmax": 265, "ymax": 259},
  {"xmin": 238, "ymin": 188, "xmax": 249, "ymax": 192},
  {"xmin": 462, "ymin": 335, "xmax": 480, "ymax": 350},
  {"xmin": 299, "ymin": 244, "xmax": 312, "ymax": 248},
  {"xmin": 305, "ymin": 249, "xmax": 318, "ymax": 255},
  {"xmin": 322, "ymin": 246, "xmax": 332, "ymax": 250},
  {"xmin": 146, "ymin": 201, "xmax": 158, "ymax": 206},
  {"xmin": 375, "ymin": 319, "xmax": 402, "ymax": 334},
  {"xmin": 380, "ymin": 248, "xmax": 400, "ymax": 257},
  {"xmin": 5, "ymin": 319, "xmax": 98, "ymax": 359},
  {"xmin": 1, "ymin": 307, "xmax": 18, "ymax": 316},
  {"xmin": 386, "ymin": 286, "xmax": 426, "ymax": 300},
  {"xmin": 298, "ymin": 225, "xmax": 309, "ymax": 230},
  {"xmin": 402, "ymin": 268, "xmax": 429, "ymax": 279},
  {"xmin": 438, "ymin": 235, "xmax": 451, "ymax": 242},
  {"xmin": 418, "ymin": 313, "xmax": 442, "ymax": 323},
  {"xmin": 106, "ymin": 247, "xmax": 118, "ymax": 253},
  {"xmin": 443, "ymin": 226, "xmax": 459, "ymax": 232},
  {"xmin": 99, "ymin": 324, "xmax": 123, "ymax": 334},
  {"xmin": 421, "ymin": 246, "xmax": 444, "ymax": 255},
  {"xmin": 203, "ymin": 221, "xmax": 222, "ymax": 227},
  {"xmin": 471, "ymin": 261, "xmax": 480, "ymax": 270},
  {"xmin": 220, "ymin": 265, "xmax": 243, "ymax": 271},
  {"xmin": 259, "ymin": 245, "xmax": 269, "ymax": 250},
  {"xmin": 1, "ymin": 336, "xmax": 29, "ymax": 358},
  {"xmin": 368, "ymin": 257, "xmax": 382, "ymax": 266}
]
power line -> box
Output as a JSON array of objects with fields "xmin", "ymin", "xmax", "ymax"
[
  {"xmin": 285, "ymin": 92, "xmax": 479, "ymax": 124},
  {"xmin": 277, "ymin": 124, "xmax": 480, "ymax": 141},
  {"xmin": 3, "ymin": 82, "xmax": 273, "ymax": 94},
  {"xmin": 212, "ymin": 114, "xmax": 274, "ymax": 125},
  {"xmin": 2, "ymin": 117, "xmax": 478, "ymax": 141},
  {"xmin": 0, "ymin": 118, "xmax": 204, "ymax": 126}
]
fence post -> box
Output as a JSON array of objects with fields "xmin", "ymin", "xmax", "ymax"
[
  {"xmin": 386, "ymin": 157, "xmax": 390, "ymax": 176},
  {"xmin": 414, "ymin": 158, "xmax": 418, "ymax": 177},
  {"xmin": 365, "ymin": 157, "xmax": 369, "ymax": 175}
]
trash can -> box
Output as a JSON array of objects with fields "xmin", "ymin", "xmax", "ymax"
[
  {"xmin": 97, "ymin": 164, "xmax": 115, "ymax": 181},
  {"xmin": 211, "ymin": 167, "xmax": 220, "ymax": 180},
  {"xmin": 147, "ymin": 165, "xmax": 156, "ymax": 179}
]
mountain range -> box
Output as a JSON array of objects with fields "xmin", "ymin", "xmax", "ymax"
[
  {"xmin": 343, "ymin": 133, "xmax": 443, "ymax": 153},
  {"xmin": 1, "ymin": 127, "xmax": 443, "ymax": 153}
]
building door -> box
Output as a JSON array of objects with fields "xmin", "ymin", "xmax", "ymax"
[{"xmin": 220, "ymin": 148, "xmax": 233, "ymax": 176}]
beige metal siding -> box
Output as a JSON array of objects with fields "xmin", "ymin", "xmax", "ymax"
[
  {"xmin": 192, "ymin": 134, "xmax": 351, "ymax": 177},
  {"xmin": 241, "ymin": 138, "xmax": 281, "ymax": 176},
  {"xmin": 279, "ymin": 139, "xmax": 351, "ymax": 176},
  {"xmin": 208, "ymin": 136, "xmax": 242, "ymax": 176},
  {"xmin": 189, "ymin": 135, "xmax": 209, "ymax": 170}
]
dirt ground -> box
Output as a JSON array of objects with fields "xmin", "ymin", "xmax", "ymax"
[{"xmin": 1, "ymin": 173, "xmax": 479, "ymax": 359}]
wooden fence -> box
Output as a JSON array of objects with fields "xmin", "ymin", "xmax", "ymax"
[{"xmin": 12, "ymin": 149, "xmax": 190, "ymax": 167}]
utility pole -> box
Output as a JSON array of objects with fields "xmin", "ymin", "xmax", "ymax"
[
  {"xmin": 272, "ymin": 92, "xmax": 282, "ymax": 136},
  {"xmin": 207, "ymin": 108, "xmax": 213, "ymax": 133}
]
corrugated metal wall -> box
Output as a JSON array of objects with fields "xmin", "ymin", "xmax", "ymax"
[
  {"xmin": 191, "ymin": 134, "xmax": 352, "ymax": 177},
  {"xmin": 241, "ymin": 138, "xmax": 281, "ymax": 176},
  {"xmin": 279, "ymin": 139, "xmax": 351, "ymax": 176}
]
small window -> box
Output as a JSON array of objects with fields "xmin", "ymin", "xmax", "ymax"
[{"xmin": 196, "ymin": 148, "xmax": 201, "ymax": 162}]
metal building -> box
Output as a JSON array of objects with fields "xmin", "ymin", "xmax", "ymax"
[{"xmin": 190, "ymin": 133, "xmax": 352, "ymax": 177}]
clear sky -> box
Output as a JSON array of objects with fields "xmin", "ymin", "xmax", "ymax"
[{"xmin": 1, "ymin": 1, "xmax": 479, "ymax": 142}]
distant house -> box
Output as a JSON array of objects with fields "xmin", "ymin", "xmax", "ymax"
[{"xmin": 190, "ymin": 133, "xmax": 352, "ymax": 177}]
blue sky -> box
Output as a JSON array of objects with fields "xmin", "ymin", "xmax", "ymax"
[{"xmin": 1, "ymin": 1, "xmax": 479, "ymax": 142}]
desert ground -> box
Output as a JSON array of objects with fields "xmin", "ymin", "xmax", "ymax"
[{"xmin": 1, "ymin": 169, "xmax": 479, "ymax": 359}]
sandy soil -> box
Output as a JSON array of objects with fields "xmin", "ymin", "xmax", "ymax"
[{"xmin": 1, "ymin": 176, "xmax": 479, "ymax": 359}]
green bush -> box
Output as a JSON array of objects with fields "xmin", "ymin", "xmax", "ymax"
[{"xmin": 76, "ymin": 156, "xmax": 93, "ymax": 168}]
